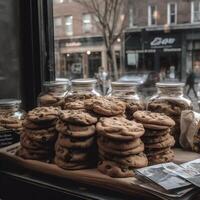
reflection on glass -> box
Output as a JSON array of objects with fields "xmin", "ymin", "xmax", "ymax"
[{"xmin": 53, "ymin": 0, "xmax": 200, "ymax": 104}]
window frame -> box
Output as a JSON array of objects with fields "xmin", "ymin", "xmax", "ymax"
[
  {"xmin": 82, "ymin": 13, "xmax": 92, "ymax": 33},
  {"xmin": 129, "ymin": 7, "xmax": 134, "ymax": 27},
  {"xmin": 167, "ymin": 2, "xmax": 177, "ymax": 25},
  {"xmin": 65, "ymin": 15, "xmax": 73, "ymax": 36},
  {"xmin": 148, "ymin": 5, "xmax": 158, "ymax": 26},
  {"xmin": 19, "ymin": 0, "xmax": 55, "ymax": 110},
  {"xmin": 191, "ymin": 1, "xmax": 200, "ymax": 23}
]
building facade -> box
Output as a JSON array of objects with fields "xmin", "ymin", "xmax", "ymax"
[
  {"xmin": 54, "ymin": 0, "xmax": 200, "ymax": 80},
  {"xmin": 53, "ymin": 0, "xmax": 121, "ymax": 79},
  {"xmin": 126, "ymin": 0, "xmax": 200, "ymax": 80}
]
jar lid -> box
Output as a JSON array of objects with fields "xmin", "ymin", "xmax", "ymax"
[
  {"xmin": 71, "ymin": 79, "xmax": 97, "ymax": 85},
  {"xmin": 111, "ymin": 81, "xmax": 139, "ymax": 87},
  {"xmin": 156, "ymin": 82, "xmax": 185, "ymax": 88},
  {"xmin": 43, "ymin": 80, "xmax": 70, "ymax": 87},
  {"xmin": 0, "ymin": 99, "xmax": 21, "ymax": 106}
]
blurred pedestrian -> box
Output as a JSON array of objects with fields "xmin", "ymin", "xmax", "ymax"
[{"xmin": 185, "ymin": 70, "xmax": 198, "ymax": 99}]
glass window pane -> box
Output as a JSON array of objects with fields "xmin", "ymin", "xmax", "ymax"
[
  {"xmin": 0, "ymin": 0, "xmax": 20, "ymax": 99},
  {"xmin": 53, "ymin": 0, "xmax": 200, "ymax": 94},
  {"xmin": 170, "ymin": 4, "xmax": 175, "ymax": 14},
  {"xmin": 65, "ymin": 16, "xmax": 73, "ymax": 35},
  {"xmin": 83, "ymin": 14, "xmax": 92, "ymax": 33},
  {"xmin": 54, "ymin": 17, "xmax": 62, "ymax": 26}
]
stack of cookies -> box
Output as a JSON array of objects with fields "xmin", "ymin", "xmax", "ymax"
[
  {"xmin": 148, "ymin": 100, "xmax": 192, "ymax": 146},
  {"xmin": 0, "ymin": 115, "xmax": 23, "ymax": 133},
  {"xmin": 17, "ymin": 107, "xmax": 59, "ymax": 161},
  {"xmin": 55, "ymin": 109, "xmax": 98, "ymax": 170},
  {"xmin": 133, "ymin": 111, "xmax": 175, "ymax": 165},
  {"xmin": 96, "ymin": 117, "xmax": 148, "ymax": 178},
  {"xmin": 84, "ymin": 97, "xmax": 147, "ymax": 177}
]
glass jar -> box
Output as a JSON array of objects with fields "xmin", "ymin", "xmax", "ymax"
[
  {"xmin": 109, "ymin": 82, "xmax": 145, "ymax": 120},
  {"xmin": 0, "ymin": 99, "xmax": 25, "ymax": 148},
  {"xmin": 38, "ymin": 80, "xmax": 70, "ymax": 108},
  {"xmin": 147, "ymin": 82, "xmax": 193, "ymax": 146},
  {"xmin": 65, "ymin": 79, "xmax": 100, "ymax": 102}
]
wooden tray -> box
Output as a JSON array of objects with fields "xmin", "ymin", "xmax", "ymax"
[{"xmin": 0, "ymin": 144, "xmax": 200, "ymax": 200}]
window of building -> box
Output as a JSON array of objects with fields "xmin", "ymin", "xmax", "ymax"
[
  {"xmin": 148, "ymin": 5, "xmax": 158, "ymax": 26},
  {"xmin": 191, "ymin": 1, "xmax": 200, "ymax": 23},
  {"xmin": 129, "ymin": 8, "xmax": 134, "ymax": 27},
  {"xmin": 83, "ymin": 14, "xmax": 92, "ymax": 33},
  {"xmin": 65, "ymin": 16, "xmax": 73, "ymax": 36},
  {"xmin": 54, "ymin": 17, "xmax": 62, "ymax": 27},
  {"xmin": 167, "ymin": 3, "xmax": 177, "ymax": 24}
]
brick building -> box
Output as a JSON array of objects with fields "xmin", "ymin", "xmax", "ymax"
[
  {"xmin": 126, "ymin": 0, "xmax": 200, "ymax": 80},
  {"xmin": 53, "ymin": 0, "xmax": 121, "ymax": 79},
  {"xmin": 53, "ymin": 0, "xmax": 200, "ymax": 80}
]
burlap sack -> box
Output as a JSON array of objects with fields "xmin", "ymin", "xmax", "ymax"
[{"xmin": 180, "ymin": 110, "xmax": 200, "ymax": 151}]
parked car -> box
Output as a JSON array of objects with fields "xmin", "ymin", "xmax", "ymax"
[{"xmin": 118, "ymin": 71, "xmax": 160, "ymax": 97}]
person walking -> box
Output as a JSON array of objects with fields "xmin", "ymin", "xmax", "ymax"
[{"xmin": 185, "ymin": 70, "xmax": 198, "ymax": 99}]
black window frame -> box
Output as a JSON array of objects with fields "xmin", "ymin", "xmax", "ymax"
[{"xmin": 19, "ymin": 0, "xmax": 55, "ymax": 111}]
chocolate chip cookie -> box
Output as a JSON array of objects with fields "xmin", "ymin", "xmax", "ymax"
[
  {"xmin": 22, "ymin": 119, "xmax": 57, "ymax": 130},
  {"xmin": 96, "ymin": 117, "xmax": 144, "ymax": 140},
  {"xmin": 98, "ymin": 136, "xmax": 142, "ymax": 151},
  {"xmin": 98, "ymin": 140, "xmax": 144, "ymax": 156},
  {"xmin": 55, "ymin": 145, "xmax": 90, "ymax": 162},
  {"xmin": 97, "ymin": 160, "xmax": 135, "ymax": 178},
  {"xmin": 56, "ymin": 120, "xmax": 96, "ymax": 138},
  {"xmin": 85, "ymin": 97, "xmax": 126, "ymax": 117},
  {"xmin": 57, "ymin": 134, "xmax": 95, "ymax": 149},
  {"xmin": 142, "ymin": 133, "xmax": 171, "ymax": 144},
  {"xmin": 60, "ymin": 110, "xmax": 98, "ymax": 125},
  {"xmin": 63, "ymin": 100, "xmax": 85, "ymax": 110},
  {"xmin": 148, "ymin": 150, "xmax": 175, "ymax": 165},
  {"xmin": 145, "ymin": 135, "xmax": 175, "ymax": 149},
  {"xmin": 23, "ymin": 127, "xmax": 58, "ymax": 143},
  {"xmin": 27, "ymin": 107, "xmax": 60, "ymax": 123},
  {"xmin": 133, "ymin": 111, "xmax": 175, "ymax": 128},
  {"xmin": 54, "ymin": 156, "xmax": 91, "ymax": 170},
  {"xmin": 99, "ymin": 152, "xmax": 148, "ymax": 168}
]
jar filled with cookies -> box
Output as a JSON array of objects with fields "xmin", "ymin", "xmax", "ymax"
[
  {"xmin": 38, "ymin": 80, "xmax": 70, "ymax": 108},
  {"xmin": 109, "ymin": 82, "xmax": 145, "ymax": 120},
  {"xmin": 147, "ymin": 82, "xmax": 192, "ymax": 146},
  {"xmin": 0, "ymin": 99, "xmax": 25, "ymax": 148},
  {"xmin": 64, "ymin": 79, "xmax": 100, "ymax": 108}
]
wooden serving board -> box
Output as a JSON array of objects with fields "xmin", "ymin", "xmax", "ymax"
[{"xmin": 0, "ymin": 144, "xmax": 200, "ymax": 200}]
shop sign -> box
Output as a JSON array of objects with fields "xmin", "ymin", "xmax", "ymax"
[
  {"xmin": 65, "ymin": 42, "xmax": 82, "ymax": 47},
  {"xmin": 150, "ymin": 37, "xmax": 176, "ymax": 48}
]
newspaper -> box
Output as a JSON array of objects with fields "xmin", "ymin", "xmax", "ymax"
[
  {"xmin": 135, "ymin": 159, "xmax": 200, "ymax": 199},
  {"xmin": 135, "ymin": 162, "xmax": 191, "ymax": 190},
  {"xmin": 180, "ymin": 159, "xmax": 200, "ymax": 187}
]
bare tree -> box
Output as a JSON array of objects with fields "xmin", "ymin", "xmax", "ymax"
[{"xmin": 75, "ymin": 0, "xmax": 128, "ymax": 80}]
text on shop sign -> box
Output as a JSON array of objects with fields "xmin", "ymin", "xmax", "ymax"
[{"xmin": 150, "ymin": 37, "xmax": 176, "ymax": 47}]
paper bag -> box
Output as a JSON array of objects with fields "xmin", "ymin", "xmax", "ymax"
[{"xmin": 180, "ymin": 110, "xmax": 200, "ymax": 151}]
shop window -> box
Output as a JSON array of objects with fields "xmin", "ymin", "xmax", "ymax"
[
  {"xmin": 191, "ymin": 1, "xmax": 200, "ymax": 23},
  {"xmin": 167, "ymin": 3, "xmax": 177, "ymax": 24},
  {"xmin": 82, "ymin": 14, "xmax": 92, "ymax": 33},
  {"xmin": 0, "ymin": 0, "xmax": 20, "ymax": 99},
  {"xmin": 65, "ymin": 15, "xmax": 73, "ymax": 36},
  {"xmin": 148, "ymin": 5, "xmax": 158, "ymax": 26}
]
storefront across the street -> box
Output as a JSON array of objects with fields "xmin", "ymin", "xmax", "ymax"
[
  {"xmin": 55, "ymin": 36, "xmax": 121, "ymax": 79},
  {"xmin": 125, "ymin": 28, "xmax": 200, "ymax": 80}
]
